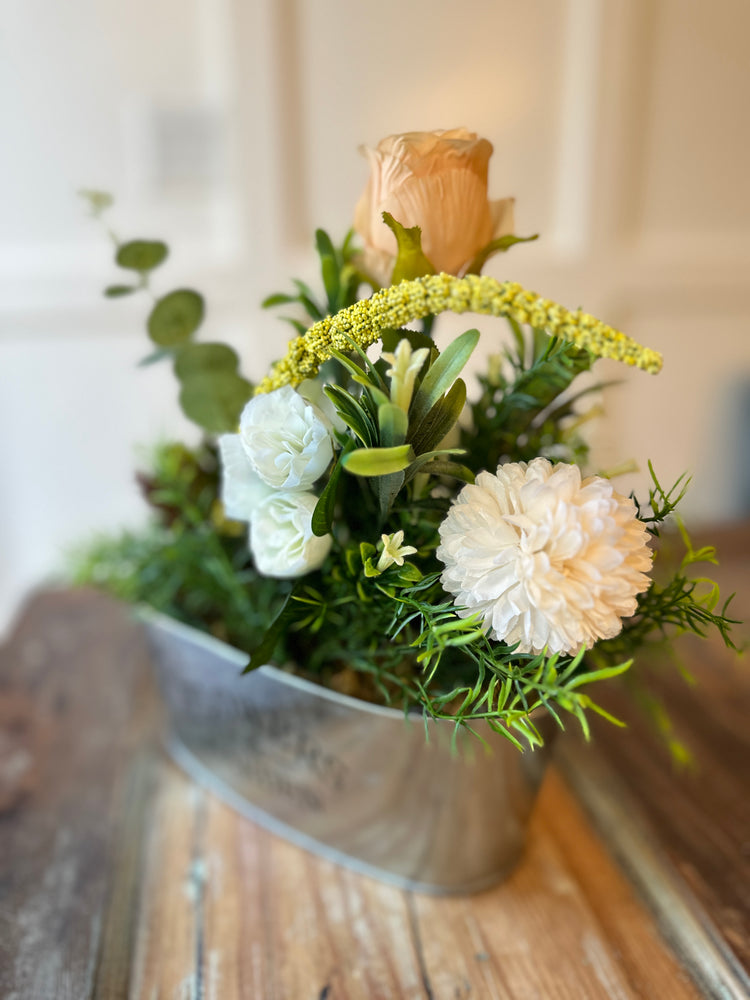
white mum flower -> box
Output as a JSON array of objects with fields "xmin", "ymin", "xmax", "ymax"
[
  {"xmin": 250, "ymin": 492, "xmax": 332, "ymax": 578},
  {"xmin": 239, "ymin": 385, "xmax": 334, "ymax": 490},
  {"xmin": 437, "ymin": 458, "xmax": 653, "ymax": 655}
]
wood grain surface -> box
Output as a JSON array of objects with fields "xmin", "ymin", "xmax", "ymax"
[{"xmin": 0, "ymin": 528, "xmax": 746, "ymax": 1000}]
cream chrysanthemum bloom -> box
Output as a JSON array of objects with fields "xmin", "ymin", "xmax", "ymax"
[{"xmin": 437, "ymin": 458, "xmax": 653, "ymax": 655}]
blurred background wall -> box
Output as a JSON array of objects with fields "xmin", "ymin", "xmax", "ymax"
[{"xmin": 1, "ymin": 0, "xmax": 749, "ymax": 634}]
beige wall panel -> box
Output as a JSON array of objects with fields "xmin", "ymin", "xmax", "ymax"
[{"xmin": 636, "ymin": 0, "xmax": 750, "ymax": 242}]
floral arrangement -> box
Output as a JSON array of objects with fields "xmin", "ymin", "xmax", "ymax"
[{"xmin": 76, "ymin": 129, "xmax": 736, "ymax": 750}]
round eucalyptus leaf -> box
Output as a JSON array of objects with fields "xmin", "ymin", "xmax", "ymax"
[
  {"xmin": 174, "ymin": 342, "xmax": 238, "ymax": 379},
  {"xmin": 103, "ymin": 284, "xmax": 138, "ymax": 298},
  {"xmin": 147, "ymin": 289, "xmax": 205, "ymax": 346},
  {"xmin": 179, "ymin": 372, "xmax": 253, "ymax": 433},
  {"xmin": 116, "ymin": 240, "xmax": 169, "ymax": 273}
]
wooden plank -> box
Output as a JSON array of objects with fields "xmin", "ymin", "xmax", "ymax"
[
  {"xmin": 557, "ymin": 526, "xmax": 750, "ymax": 999},
  {"xmin": 409, "ymin": 771, "xmax": 701, "ymax": 1000},
  {"xmin": 0, "ymin": 589, "xmax": 157, "ymax": 1000},
  {"xmin": 124, "ymin": 761, "xmax": 702, "ymax": 999}
]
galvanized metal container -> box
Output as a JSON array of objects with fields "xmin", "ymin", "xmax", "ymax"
[{"xmin": 142, "ymin": 609, "xmax": 555, "ymax": 894}]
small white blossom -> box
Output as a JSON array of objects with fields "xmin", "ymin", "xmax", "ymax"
[
  {"xmin": 376, "ymin": 530, "xmax": 418, "ymax": 572},
  {"xmin": 239, "ymin": 385, "xmax": 334, "ymax": 490},
  {"xmin": 218, "ymin": 434, "xmax": 273, "ymax": 521},
  {"xmin": 250, "ymin": 492, "xmax": 332, "ymax": 578},
  {"xmin": 437, "ymin": 458, "xmax": 653, "ymax": 655},
  {"xmin": 381, "ymin": 339, "xmax": 430, "ymax": 412}
]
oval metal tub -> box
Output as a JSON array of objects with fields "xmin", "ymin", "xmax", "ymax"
[{"xmin": 141, "ymin": 609, "xmax": 555, "ymax": 895}]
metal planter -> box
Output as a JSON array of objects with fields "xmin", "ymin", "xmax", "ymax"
[{"xmin": 142, "ymin": 609, "xmax": 555, "ymax": 895}]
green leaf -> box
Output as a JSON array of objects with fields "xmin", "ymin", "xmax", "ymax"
[
  {"xmin": 382, "ymin": 212, "xmax": 436, "ymax": 284},
  {"xmin": 243, "ymin": 590, "xmax": 296, "ymax": 672},
  {"xmin": 409, "ymin": 378, "xmax": 466, "ymax": 455},
  {"xmin": 324, "ymin": 385, "xmax": 377, "ymax": 446},
  {"xmin": 410, "ymin": 328, "xmax": 480, "ymax": 428},
  {"xmin": 311, "ymin": 441, "xmax": 354, "ymax": 537},
  {"xmin": 404, "ymin": 447, "xmax": 466, "ymax": 481},
  {"xmin": 262, "ymin": 292, "xmax": 297, "ymax": 308},
  {"xmin": 315, "ymin": 228, "xmax": 337, "ymax": 261},
  {"xmin": 412, "ymin": 460, "xmax": 475, "ymax": 484},
  {"xmin": 378, "ymin": 403, "xmax": 408, "ymax": 446},
  {"xmin": 79, "ymin": 189, "xmax": 113, "ymax": 215},
  {"xmin": 281, "ymin": 317, "xmax": 309, "ymax": 335},
  {"xmin": 292, "ymin": 279, "xmax": 324, "ymax": 320},
  {"xmin": 381, "ymin": 327, "xmax": 437, "ymax": 356},
  {"xmin": 342, "ymin": 444, "xmax": 414, "ymax": 477},
  {"xmin": 321, "ymin": 254, "xmax": 340, "ymax": 309},
  {"xmin": 465, "ymin": 233, "xmax": 539, "ymax": 275},
  {"xmin": 104, "ymin": 284, "xmax": 138, "ymax": 298},
  {"xmin": 137, "ymin": 348, "xmax": 174, "ymax": 368},
  {"xmin": 375, "ymin": 470, "xmax": 405, "ymax": 518},
  {"xmin": 147, "ymin": 289, "xmax": 205, "ymax": 346},
  {"xmin": 179, "ymin": 372, "xmax": 253, "ymax": 433},
  {"xmin": 174, "ymin": 342, "xmax": 239, "ymax": 379},
  {"xmin": 116, "ymin": 240, "xmax": 169, "ymax": 273}
]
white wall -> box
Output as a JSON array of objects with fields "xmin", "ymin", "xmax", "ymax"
[{"xmin": 2, "ymin": 0, "xmax": 749, "ymax": 634}]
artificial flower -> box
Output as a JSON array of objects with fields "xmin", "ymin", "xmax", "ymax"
[
  {"xmin": 376, "ymin": 530, "xmax": 418, "ymax": 573},
  {"xmin": 381, "ymin": 339, "xmax": 430, "ymax": 412},
  {"xmin": 238, "ymin": 385, "xmax": 334, "ymax": 490},
  {"xmin": 437, "ymin": 458, "xmax": 653, "ymax": 655},
  {"xmin": 249, "ymin": 492, "xmax": 332, "ymax": 578},
  {"xmin": 353, "ymin": 128, "xmax": 514, "ymax": 285},
  {"xmin": 217, "ymin": 434, "xmax": 273, "ymax": 521}
]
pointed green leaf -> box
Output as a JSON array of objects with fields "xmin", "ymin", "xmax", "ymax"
[
  {"xmin": 375, "ymin": 470, "xmax": 405, "ymax": 517},
  {"xmin": 324, "ymin": 385, "xmax": 376, "ymax": 445},
  {"xmin": 409, "ymin": 460, "xmax": 475, "ymax": 484},
  {"xmin": 378, "ymin": 403, "xmax": 408, "ymax": 446},
  {"xmin": 382, "ymin": 212, "xmax": 436, "ymax": 284},
  {"xmin": 315, "ymin": 228, "xmax": 337, "ymax": 261},
  {"xmin": 410, "ymin": 328, "xmax": 480, "ymax": 428},
  {"xmin": 409, "ymin": 378, "xmax": 466, "ymax": 455},
  {"xmin": 137, "ymin": 348, "xmax": 174, "ymax": 368},
  {"xmin": 292, "ymin": 279, "xmax": 324, "ymax": 320},
  {"xmin": 148, "ymin": 289, "xmax": 205, "ymax": 346},
  {"xmin": 380, "ymin": 327, "xmax": 437, "ymax": 356},
  {"xmin": 332, "ymin": 338, "xmax": 389, "ymax": 393},
  {"xmin": 404, "ymin": 447, "xmax": 466, "ymax": 481},
  {"xmin": 465, "ymin": 233, "xmax": 539, "ymax": 276},
  {"xmin": 243, "ymin": 589, "xmax": 296, "ymax": 671},
  {"xmin": 342, "ymin": 444, "xmax": 414, "ymax": 477},
  {"xmin": 281, "ymin": 317, "xmax": 309, "ymax": 334},
  {"xmin": 311, "ymin": 441, "xmax": 354, "ymax": 536},
  {"xmin": 262, "ymin": 292, "xmax": 298, "ymax": 308},
  {"xmin": 104, "ymin": 284, "xmax": 138, "ymax": 298},
  {"xmin": 116, "ymin": 240, "xmax": 169, "ymax": 273},
  {"xmin": 321, "ymin": 254, "xmax": 340, "ymax": 309}
]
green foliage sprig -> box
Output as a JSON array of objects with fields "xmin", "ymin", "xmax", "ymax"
[{"xmin": 81, "ymin": 190, "xmax": 253, "ymax": 433}]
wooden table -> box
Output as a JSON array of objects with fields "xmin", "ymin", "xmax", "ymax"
[{"xmin": 1, "ymin": 529, "xmax": 748, "ymax": 999}]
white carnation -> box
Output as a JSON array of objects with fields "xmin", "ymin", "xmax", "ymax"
[
  {"xmin": 218, "ymin": 434, "xmax": 273, "ymax": 521},
  {"xmin": 239, "ymin": 385, "xmax": 334, "ymax": 490},
  {"xmin": 250, "ymin": 492, "xmax": 332, "ymax": 578},
  {"xmin": 437, "ymin": 458, "xmax": 653, "ymax": 655}
]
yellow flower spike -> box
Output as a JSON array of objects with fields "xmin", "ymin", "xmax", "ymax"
[{"xmin": 255, "ymin": 273, "xmax": 662, "ymax": 394}]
